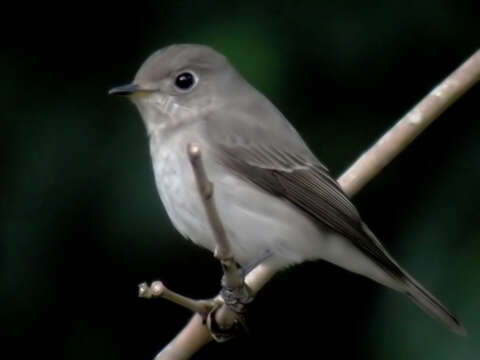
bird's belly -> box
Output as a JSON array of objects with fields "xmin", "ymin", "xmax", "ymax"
[
  {"xmin": 212, "ymin": 173, "xmax": 327, "ymax": 265},
  {"xmin": 150, "ymin": 137, "xmax": 382, "ymax": 278},
  {"xmin": 151, "ymin": 138, "xmax": 321, "ymax": 265}
]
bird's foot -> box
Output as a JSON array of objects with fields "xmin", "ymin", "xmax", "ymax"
[
  {"xmin": 220, "ymin": 279, "xmax": 254, "ymax": 314},
  {"xmin": 219, "ymin": 250, "xmax": 272, "ymax": 313}
]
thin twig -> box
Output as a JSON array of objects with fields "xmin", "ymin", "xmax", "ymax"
[
  {"xmin": 187, "ymin": 143, "xmax": 250, "ymax": 338},
  {"xmin": 153, "ymin": 49, "xmax": 480, "ymax": 359},
  {"xmin": 187, "ymin": 143, "xmax": 245, "ymax": 291},
  {"xmin": 138, "ymin": 281, "xmax": 214, "ymax": 315},
  {"xmin": 187, "ymin": 144, "xmax": 231, "ymax": 260}
]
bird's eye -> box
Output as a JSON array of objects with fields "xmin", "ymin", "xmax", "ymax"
[{"xmin": 174, "ymin": 72, "xmax": 197, "ymax": 91}]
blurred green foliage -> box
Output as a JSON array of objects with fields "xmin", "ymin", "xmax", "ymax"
[{"xmin": 1, "ymin": 0, "xmax": 479, "ymax": 359}]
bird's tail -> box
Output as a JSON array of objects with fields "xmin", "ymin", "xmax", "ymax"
[
  {"xmin": 361, "ymin": 224, "xmax": 466, "ymax": 335},
  {"xmin": 402, "ymin": 271, "xmax": 466, "ymax": 335}
]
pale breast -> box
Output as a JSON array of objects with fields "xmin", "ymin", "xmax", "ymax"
[
  {"xmin": 147, "ymin": 124, "xmax": 344, "ymax": 268},
  {"xmin": 148, "ymin": 130, "xmax": 216, "ymax": 251}
]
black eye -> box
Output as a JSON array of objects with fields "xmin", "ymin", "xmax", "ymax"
[{"xmin": 175, "ymin": 72, "xmax": 196, "ymax": 91}]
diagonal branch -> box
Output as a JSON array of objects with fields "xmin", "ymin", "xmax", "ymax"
[
  {"xmin": 152, "ymin": 49, "xmax": 480, "ymax": 360},
  {"xmin": 338, "ymin": 49, "xmax": 480, "ymax": 196}
]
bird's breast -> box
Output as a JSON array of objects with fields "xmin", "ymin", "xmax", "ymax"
[
  {"xmin": 148, "ymin": 130, "xmax": 216, "ymax": 251},
  {"xmin": 147, "ymin": 126, "xmax": 333, "ymax": 267}
]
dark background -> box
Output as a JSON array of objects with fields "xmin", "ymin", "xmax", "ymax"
[{"xmin": 1, "ymin": 1, "xmax": 479, "ymax": 359}]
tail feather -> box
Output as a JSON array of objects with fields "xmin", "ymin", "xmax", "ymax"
[
  {"xmin": 404, "ymin": 273, "xmax": 466, "ymax": 335},
  {"xmin": 361, "ymin": 223, "xmax": 466, "ymax": 335}
]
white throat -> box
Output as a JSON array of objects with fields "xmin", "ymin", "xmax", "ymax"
[{"xmin": 134, "ymin": 93, "xmax": 198, "ymax": 135}]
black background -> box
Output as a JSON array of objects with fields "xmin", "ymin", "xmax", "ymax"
[{"xmin": 1, "ymin": 1, "xmax": 479, "ymax": 359}]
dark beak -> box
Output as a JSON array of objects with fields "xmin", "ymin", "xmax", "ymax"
[{"xmin": 108, "ymin": 83, "xmax": 142, "ymax": 96}]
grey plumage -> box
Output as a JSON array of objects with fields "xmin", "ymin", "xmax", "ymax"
[{"xmin": 110, "ymin": 44, "xmax": 465, "ymax": 335}]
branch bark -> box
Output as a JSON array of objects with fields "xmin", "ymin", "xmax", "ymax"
[
  {"xmin": 152, "ymin": 49, "xmax": 480, "ymax": 359},
  {"xmin": 338, "ymin": 49, "xmax": 480, "ymax": 196}
]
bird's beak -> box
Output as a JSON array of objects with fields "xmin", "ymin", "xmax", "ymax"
[{"xmin": 108, "ymin": 83, "xmax": 146, "ymax": 96}]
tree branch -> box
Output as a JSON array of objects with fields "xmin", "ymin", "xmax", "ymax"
[
  {"xmin": 338, "ymin": 49, "xmax": 480, "ymax": 196},
  {"xmin": 150, "ymin": 49, "xmax": 480, "ymax": 359}
]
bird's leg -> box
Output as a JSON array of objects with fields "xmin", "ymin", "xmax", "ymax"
[
  {"xmin": 219, "ymin": 251, "xmax": 273, "ymax": 318},
  {"xmin": 220, "ymin": 259, "xmax": 253, "ymax": 315}
]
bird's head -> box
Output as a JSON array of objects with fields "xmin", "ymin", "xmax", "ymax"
[{"xmin": 109, "ymin": 44, "xmax": 243, "ymax": 129}]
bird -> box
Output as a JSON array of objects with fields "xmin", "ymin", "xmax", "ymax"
[{"xmin": 109, "ymin": 44, "xmax": 465, "ymax": 334}]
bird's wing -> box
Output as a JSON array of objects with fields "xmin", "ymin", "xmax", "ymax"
[{"xmin": 202, "ymin": 109, "xmax": 404, "ymax": 279}]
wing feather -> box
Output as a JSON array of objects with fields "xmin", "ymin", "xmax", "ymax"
[{"xmin": 203, "ymin": 112, "xmax": 404, "ymax": 279}]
